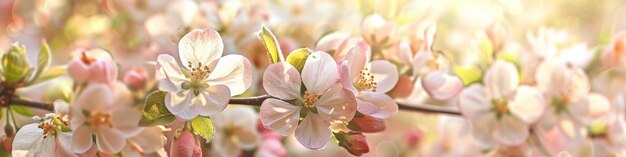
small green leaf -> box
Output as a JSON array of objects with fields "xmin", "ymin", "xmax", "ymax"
[
  {"xmin": 190, "ymin": 116, "xmax": 215, "ymax": 142},
  {"xmin": 453, "ymin": 66, "xmax": 482, "ymax": 86},
  {"xmin": 32, "ymin": 66, "xmax": 66, "ymax": 84},
  {"xmin": 286, "ymin": 48, "xmax": 312, "ymax": 72},
  {"xmin": 11, "ymin": 106, "xmax": 34, "ymax": 117},
  {"xmin": 30, "ymin": 40, "xmax": 52, "ymax": 84},
  {"xmin": 138, "ymin": 91, "xmax": 176, "ymax": 127},
  {"xmin": 257, "ymin": 26, "xmax": 284, "ymax": 64}
]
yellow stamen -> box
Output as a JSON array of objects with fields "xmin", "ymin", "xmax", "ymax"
[
  {"xmin": 356, "ymin": 68, "xmax": 377, "ymax": 92},
  {"xmin": 303, "ymin": 92, "xmax": 320, "ymax": 108},
  {"xmin": 187, "ymin": 61, "xmax": 211, "ymax": 80},
  {"xmin": 88, "ymin": 112, "xmax": 113, "ymax": 128}
]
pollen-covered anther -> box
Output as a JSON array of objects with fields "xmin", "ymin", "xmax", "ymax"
[
  {"xmin": 187, "ymin": 61, "xmax": 212, "ymax": 80},
  {"xmin": 88, "ymin": 112, "xmax": 113, "ymax": 128},
  {"xmin": 38, "ymin": 122, "xmax": 57, "ymax": 139},
  {"xmin": 356, "ymin": 68, "xmax": 377, "ymax": 92},
  {"xmin": 303, "ymin": 92, "xmax": 320, "ymax": 108},
  {"xmin": 80, "ymin": 51, "xmax": 96, "ymax": 65}
]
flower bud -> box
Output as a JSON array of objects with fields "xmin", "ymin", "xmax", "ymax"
[
  {"xmin": 2, "ymin": 43, "xmax": 30, "ymax": 83},
  {"xmin": 347, "ymin": 114, "xmax": 386, "ymax": 133},
  {"xmin": 602, "ymin": 32, "xmax": 626, "ymax": 68},
  {"xmin": 67, "ymin": 49, "xmax": 118, "ymax": 84},
  {"xmin": 255, "ymin": 139, "xmax": 286, "ymax": 157},
  {"xmin": 404, "ymin": 128, "xmax": 424, "ymax": 148},
  {"xmin": 123, "ymin": 68, "xmax": 147, "ymax": 90},
  {"xmin": 335, "ymin": 131, "xmax": 369, "ymax": 156},
  {"xmin": 170, "ymin": 130, "xmax": 201, "ymax": 157}
]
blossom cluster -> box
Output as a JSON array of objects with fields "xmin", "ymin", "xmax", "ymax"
[{"xmin": 1, "ymin": 0, "xmax": 626, "ymax": 157}]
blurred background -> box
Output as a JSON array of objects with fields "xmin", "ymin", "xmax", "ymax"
[{"xmin": 2, "ymin": 0, "xmax": 626, "ymax": 156}]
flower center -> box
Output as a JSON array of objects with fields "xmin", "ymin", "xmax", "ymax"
[
  {"xmin": 80, "ymin": 51, "xmax": 96, "ymax": 65},
  {"xmin": 551, "ymin": 97, "xmax": 570, "ymax": 114},
  {"xmin": 36, "ymin": 116, "xmax": 70, "ymax": 139},
  {"xmin": 356, "ymin": 68, "xmax": 377, "ymax": 92},
  {"xmin": 38, "ymin": 122, "xmax": 57, "ymax": 138},
  {"xmin": 187, "ymin": 61, "xmax": 212, "ymax": 80},
  {"xmin": 303, "ymin": 92, "xmax": 320, "ymax": 108},
  {"xmin": 491, "ymin": 99, "xmax": 510, "ymax": 119},
  {"xmin": 88, "ymin": 112, "xmax": 112, "ymax": 128}
]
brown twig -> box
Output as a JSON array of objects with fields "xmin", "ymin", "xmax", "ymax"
[{"xmin": 9, "ymin": 97, "xmax": 53, "ymax": 111}]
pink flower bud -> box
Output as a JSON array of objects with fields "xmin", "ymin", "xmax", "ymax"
[
  {"xmin": 335, "ymin": 132, "xmax": 369, "ymax": 156},
  {"xmin": 602, "ymin": 32, "xmax": 626, "ymax": 68},
  {"xmin": 255, "ymin": 139, "xmax": 286, "ymax": 157},
  {"xmin": 123, "ymin": 68, "xmax": 147, "ymax": 90},
  {"xmin": 404, "ymin": 129, "xmax": 424, "ymax": 148},
  {"xmin": 347, "ymin": 114, "xmax": 386, "ymax": 133},
  {"xmin": 67, "ymin": 49, "xmax": 118, "ymax": 84},
  {"xmin": 170, "ymin": 131, "xmax": 201, "ymax": 157},
  {"xmin": 389, "ymin": 75, "xmax": 414, "ymax": 98}
]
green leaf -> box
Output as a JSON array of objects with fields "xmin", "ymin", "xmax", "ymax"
[
  {"xmin": 257, "ymin": 25, "xmax": 284, "ymax": 64},
  {"xmin": 10, "ymin": 106, "xmax": 34, "ymax": 117},
  {"xmin": 286, "ymin": 48, "xmax": 312, "ymax": 72},
  {"xmin": 190, "ymin": 116, "xmax": 215, "ymax": 142},
  {"xmin": 32, "ymin": 66, "xmax": 66, "ymax": 84},
  {"xmin": 30, "ymin": 40, "xmax": 52, "ymax": 84},
  {"xmin": 453, "ymin": 66, "xmax": 482, "ymax": 86},
  {"xmin": 138, "ymin": 91, "xmax": 176, "ymax": 127}
]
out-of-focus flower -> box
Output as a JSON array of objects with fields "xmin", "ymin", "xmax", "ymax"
[
  {"xmin": 361, "ymin": 14, "xmax": 397, "ymax": 47},
  {"xmin": 459, "ymin": 60, "xmax": 545, "ymax": 146},
  {"xmin": 338, "ymin": 40, "xmax": 399, "ymax": 120},
  {"xmin": 67, "ymin": 48, "xmax": 118, "ymax": 84},
  {"xmin": 123, "ymin": 68, "xmax": 148, "ymax": 90},
  {"xmin": 393, "ymin": 24, "xmax": 463, "ymax": 100},
  {"xmin": 255, "ymin": 138, "xmax": 287, "ymax": 157},
  {"xmin": 156, "ymin": 29, "xmax": 252, "ymax": 120},
  {"xmin": 70, "ymin": 83, "xmax": 142, "ymax": 154},
  {"xmin": 404, "ymin": 128, "xmax": 424, "ymax": 148},
  {"xmin": 12, "ymin": 101, "xmax": 74, "ymax": 157},
  {"xmin": 120, "ymin": 127, "xmax": 167, "ymax": 157},
  {"xmin": 602, "ymin": 32, "xmax": 626, "ymax": 68},
  {"xmin": 211, "ymin": 107, "xmax": 260, "ymax": 157},
  {"xmin": 170, "ymin": 130, "xmax": 201, "ymax": 157},
  {"xmin": 535, "ymin": 59, "xmax": 599, "ymax": 134},
  {"xmin": 316, "ymin": 32, "xmax": 370, "ymax": 63},
  {"xmin": 260, "ymin": 52, "xmax": 357, "ymax": 150}
]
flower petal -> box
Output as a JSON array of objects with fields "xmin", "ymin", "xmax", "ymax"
[
  {"xmin": 157, "ymin": 54, "xmax": 188, "ymax": 93},
  {"xmin": 206, "ymin": 55, "xmax": 253, "ymax": 96},
  {"xmin": 260, "ymin": 99, "xmax": 301, "ymax": 136},
  {"xmin": 295, "ymin": 113, "xmax": 332, "ymax": 150},
  {"xmin": 178, "ymin": 29, "xmax": 224, "ymax": 65},
  {"xmin": 343, "ymin": 40, "xmax": 368, "ymax": 81},
  {"xmin": 95, "ymin": 128, "xmax": 126, "ymax": 153},
  {"xmin": 356, "ymin": 92, "xmax": 398, "ymax": 119},
  {"xmin": 484, "ymin": 60, "xmax": 519, "ymax": 98},
  {"xmin": 494, "ymin": 116, "xmax": 529, "ymax": 146},
  {"xmin": 165, "ymin": 91, "xmax": 197, "ymax": 120},
  {"xmin": 12, "ymin": 124, "xmax": 46, "ymax": 156},
  {"xmin": 458, "ymin": 85, "xmax": 492, "ymax": 120},
  {"xmin": 75, "ymin": 84, "xmax": 113, "ymax": 112},
  {"xmin": 301, "ymin": 51, "xmax": 339, "ymax": 94},
  {"xmin": 508, "ymin": 86, "xmax": 545, "ymax": 124},
  {"xmin": 198, "ymin": 85, "xmax": 231, "ymax": 116},
  {"xmin": 235, "ymin": 126, "xmax": 260, "ymax": 149},
  {"xmin": 262, "ymin": 62, "xmax": 302, "ymax": 100},
  {"xmin": 411, "ymin": 50, "xmax": 432, "ymax": 76},
  {"xmin": 368, "ymin": 60, "xmax": 398, "ymax": 93},
  {"xmin": 71, "ymin": 126, "xmax": 94, "ymax": 153},
  {"xmin": 339, "ymin": 61, "xmax": 358, "ymax": 95},
  {"xmin": 110, "ymin": 107, "xmax": 143, "ymax": 137},
  {"xmin": 316, "ymin": 84, "xmax": 357, "ymax": 123},
  {"xmin": 421, "ymin": 71, "xmax": 463, "ymax": 100},
  {"xmin": 129, "ymin": 127, "xmax": 166, "ymax": 153}
]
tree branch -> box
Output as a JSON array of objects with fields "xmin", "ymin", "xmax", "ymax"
[
  {"xmin": 228, "ymin": 95, "xmax": 462, "ymax": 116},
  {"xmin": 10, "ymin": 97, "xmax": 53, "ymax": 111},
  {"xmin": 8, "ymin": 94, "xmax": 462, "ymax": 116}
]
